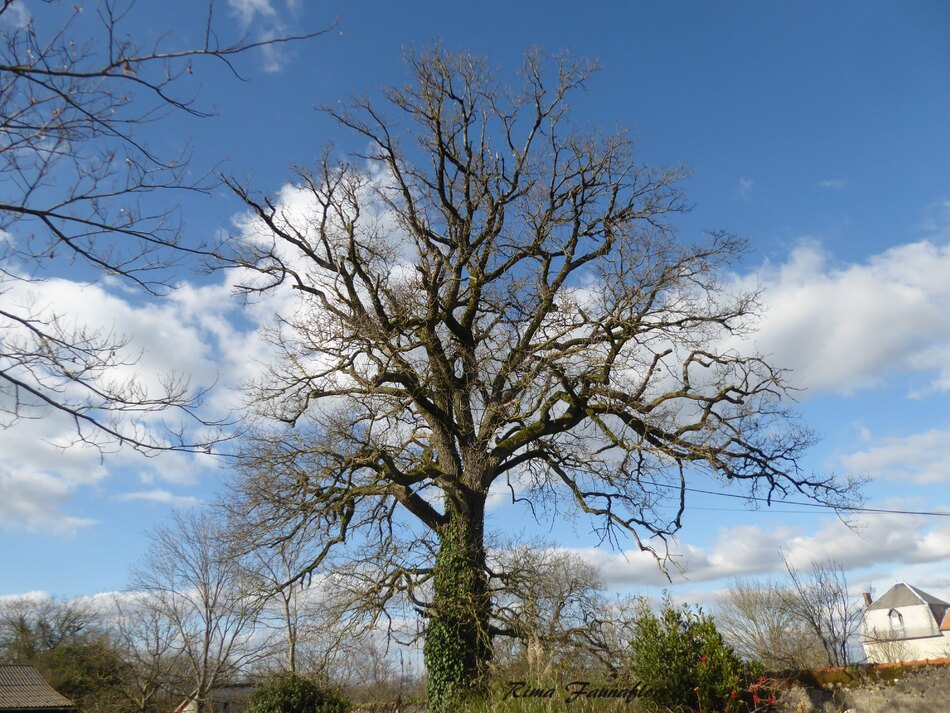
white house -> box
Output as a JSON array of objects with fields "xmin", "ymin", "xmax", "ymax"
[{"xmin": 861, "ymin": 583, "xmax": 950, "ymax": 663}]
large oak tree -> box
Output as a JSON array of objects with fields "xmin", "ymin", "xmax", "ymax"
[{"xmin": 226, "ymin": 49, "xmax": 854, "ymax": 709}]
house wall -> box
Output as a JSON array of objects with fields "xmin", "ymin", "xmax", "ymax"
[
  {"xmin": 863, "ymin": 630, "xmax": 950, "ymax": 664},
  {"xmin": 862, "ymin": 604, "xmax": 950, "ymax": 663},
  {"xmin": 863, "ymin": 603, "xmax": 941, "ymax": 640}
]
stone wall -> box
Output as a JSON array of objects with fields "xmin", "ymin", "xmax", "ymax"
[{"xmin": 778, "ymin": 663, "xmax": 950, "ymax": 713}]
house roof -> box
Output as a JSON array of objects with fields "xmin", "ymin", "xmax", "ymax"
[
  {"xmin": 869, "ymin": 583, "xmax": 950, "ymax": 626},
  {"xmin": 869, "ymin": 583, "xmax": 950, "ymax": 610},
  {"xmin": 0, "ymin": 666, "xmax": 73, "ymax": 711}
]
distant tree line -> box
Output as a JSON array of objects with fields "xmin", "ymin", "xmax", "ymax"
[{"xmin": 1, "ymin": 517, "xmax": 865, "ymax": 713}]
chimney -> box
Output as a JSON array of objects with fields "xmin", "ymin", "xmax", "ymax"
[{"xmin": 863, "ymin": 592, "xmax": 873, "ymax": 607}]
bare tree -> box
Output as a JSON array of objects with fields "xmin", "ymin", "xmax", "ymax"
[
  {"xmin": 237, "ymin": 534, "xmax": 349, "ymax": 677},
  {"xmin": 781, "ymin": 554, "xmax": 863, "ymax": 667},
  {"xmin": 243, "ymin": 540, "xmax": 307, "ymax": 674},
  {"xmin": 131, "ymin": 510, "xmax": 267, "ymax": 713},
  {"xmin": 715, "ymin": 578, "xmax": 827, "ymax": 670},
  {"xmin": 110, "ymin": 594, "xmax": 188, "ymax": 713},
  {"xmin": 0, "ymin": 594, "xmax": 96, "ymax": 662},
  {"xmin": 490, "ymin": 545, "xmax": 606, "ymax": 679},
  {"xmin": 581, "ymin": 594, "xmax": 643, "ymax": 681},
  {"xmin": 861, "ymin": 625, "xmax": 914, "ymax": 664},
  {"xmin": 224, "ymin": 48, "xmax": 857, "ymax": 709},
  {"xmin": 0, "ymin": 0, "xmax": 326, "ymax": 452}
]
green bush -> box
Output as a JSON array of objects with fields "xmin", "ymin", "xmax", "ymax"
[
  {"xmin": 246, "ymin": 675, "xmax": 349, "ymax": 713},
  {"xmin": 627, "ymin": 597, "xmax": 777, "ymax": 713}
]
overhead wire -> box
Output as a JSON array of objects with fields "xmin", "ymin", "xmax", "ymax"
[{"xmin": 641, "ymin": 479, "xmax": 950, "ymax": 518}]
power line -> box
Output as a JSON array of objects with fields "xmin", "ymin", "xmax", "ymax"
[
  {"xmin": 688, "ymin": 506, "xmax": 837, "ymax": 515},
  {"xmin": 644, "ymin": 480, "xmax": 950, "ymax": 518}
]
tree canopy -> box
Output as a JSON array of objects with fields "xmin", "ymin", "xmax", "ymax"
[{"xmin": 225, "ymin": 48, "xmax": 856, "ymax": 708}]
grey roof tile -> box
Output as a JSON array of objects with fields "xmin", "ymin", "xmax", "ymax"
[
  {"xmin": 0, "ymin": 666, "xmax": 74, "ymax": 710},
  {"xmin": 868, "ymin": 583, "xmax": 950, "ymax": 611}
]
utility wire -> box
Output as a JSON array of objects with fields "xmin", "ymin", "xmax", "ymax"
[
  {"xmin": 688, "ymin": 506, "xmax": 839, "ymax": 515},
  {"xmin": 643, "ymin": 480, "xmax": 950, "ymax": 518}
]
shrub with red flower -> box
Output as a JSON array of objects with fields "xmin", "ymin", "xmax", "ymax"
[{"xmin": 627, "ymin": 596, "xmax": 780, "ymax": 712}]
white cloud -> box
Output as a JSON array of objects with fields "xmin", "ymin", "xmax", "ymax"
[
  {"xmin": 0, "ymin": 590, "xmax": 50, "ymax": 604},
  {"xmin": 114, "ymin": 489, "xmax": 201, "ymax": 507},
  {"xmin": 736, "ymin": 177, "xmax": 754, "ymax": 199},
  {"xmin": 227, "ymin": 0, "xmax": 277, "ymax": 27},
  {"xmin": 0, "ymin": 276, "xmax": 222, "ymax": 412},
  {"xmin": 226, "ymin": 0, "xmax": 304, "ymax": 72},
  {"xmin": 0, "ymin": 1, "xmax": 30, "ymax": 29},
  {"xmin": 734, "ymin": 239, "xmax": 950, "ymax": 394},
  {"xmin": 0, "ymin": 177, "xmax": 348, "ymax": 534},
  {"xmin": 0, "ymin": 267, "xmax": 282, "ymax": 531},
  {"xmin": 818, "ymin": 179, "xmax": 847, "ymax": 189},
  {"xmin": 565, "ymin": 511, "xmax": 950, "ymax": 590},
  {"xmin": 0, "ymin": 465, "xmax": 97, "ymax": 534},
  {"xmin": 841, "ymin": 428, "xmax": 950, "ymax": 484}
]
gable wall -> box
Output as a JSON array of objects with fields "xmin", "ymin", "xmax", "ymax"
[{"xmin": 863, "ymin": 603, "xmax": 941, "ymax": 641}]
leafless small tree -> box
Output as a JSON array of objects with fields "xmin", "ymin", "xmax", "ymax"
[
  {"xmin": 131, "ymin": 510, "xmax": 268, "ymax": 713},
  {"xmin": 581, "ymin": 594, "xmax": 644, "ymax": 680},
  {"xmin": 0, "ymin": 0, "xmax": 327, "ymax": 452},
  {"xmin": 861, "ymin": 625, "xmax": 914, "ymax": 664},
  {"xmin": 236, "ymin": 535, "xmax": 351, "ymax": 677},
  {"xmin": 110, "ymin": 594, "xmax": 189, "ymax": 713},
  {"xmin": 780, "ymin": 554, "xmax": 863, "ymax": 667},
  {"xmin": 716, "ymin": 578, "xmax": 827, "ymax": 670},
  {"xmin": 242, "ymin": 539, "xmax": 308, "ymax": 675},
  {"xmin": 490, "ymin": 545, "xmax": 606, "ymax": 679}
]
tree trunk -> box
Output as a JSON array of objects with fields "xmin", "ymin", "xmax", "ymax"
[{"xmin": 424, "ymin": 495, "xmax": 491, "ymax": 712}]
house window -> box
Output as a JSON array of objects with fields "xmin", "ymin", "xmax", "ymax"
[{"xmin": 887, "ymin": 608, "xmax": 904, "ymax": 632}]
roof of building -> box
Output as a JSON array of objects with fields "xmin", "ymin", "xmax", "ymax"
[
  {"xmin": 869, "ymin": 583, "xmax": 949, "ymax": 610},
  {"xmin": 0, "ymin": 666, "xmax": 74, "ymax": 711},
  {"xmin": 869, "ymin": 583, "xmax": 950, "ymax": 627}
]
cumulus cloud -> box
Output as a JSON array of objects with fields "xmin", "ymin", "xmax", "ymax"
[
  {"xmin": 565, "ymin": 510, "xmax": 950, "ymax": 590},
  {"xmin": 733, "ymin": 239, "xmax": 950, "ymax": 394},
  {"xmin": 0, "ymin": 464, "xmax": 97, "ymax": 534},
  {"xmin": 0, "ymin": 268, "xmax": 282, "ymax": 532},
  {"xmin": 0, "ymin": 400, "xmax": 111, "ymax": 533},
  {"xmin": 0, "ymin": 590, "xmax": 50, "ymax": 604},
  {"xmin": 0, "ymin": 176, "xmax": 346, "ymax": 534},
  {"xmin": 841, "ymin": 428, "xmax": 950, "ymax": 484},
  {"xmin": 0, "ymin": 276, "xmax": 223, "ymax": 416}
]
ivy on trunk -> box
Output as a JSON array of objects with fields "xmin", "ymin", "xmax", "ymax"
[{"xmin": 424, "ymin": 507, "xmax": 491, "ymax": 711}]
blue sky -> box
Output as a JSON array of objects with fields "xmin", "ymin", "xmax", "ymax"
[{"xmin": 2, "ymin": 0, "xmax": 950, "ymax": 609}]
